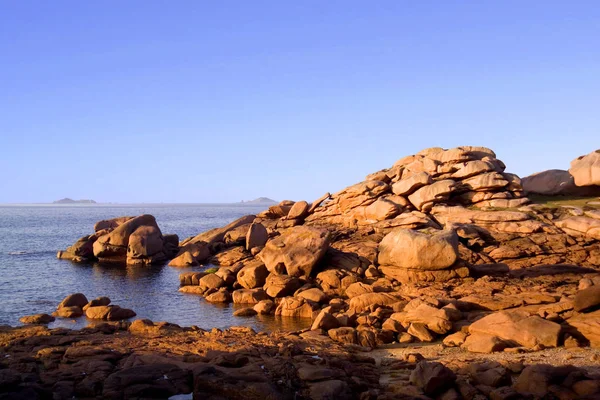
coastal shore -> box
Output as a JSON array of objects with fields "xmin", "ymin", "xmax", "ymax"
[{"xmin": 4, "ymin": 146, "xmax": 600, "ymax": 399}]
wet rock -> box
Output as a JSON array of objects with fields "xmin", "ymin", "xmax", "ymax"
[
  {"xmin": 19, "ymin": 313, "xmax": 55, "ymax": 324},
  {"xmin": 205, "ymin": 290, "xmax": 232, "ymax": 303},
  {"xmin": 233, "ymin": 307, "xmax": 257, "ymax": 317},
  {"xmin": 199, "ymin": 273, "xmax": 225, "ymax": 290},
  {"xmin": 253, "ymin": 299, "xmax": 274, "ymax": 315},
  {"xmin": 232, "ymin": 289, "xmax": 269, "ymax": 304},
  {"xmin": 83, "ymin": 296, "xmax": 111, "ymax": 310},
  {"xmin": 129, "ymin": 319, "xmax": 183, "ymax": 336},
  {"xmin": 85, "ymin": 305, "xmax": 136, "ymax": 321},
  {"xmin": 275, "ymin": 297, "xmax": 318, "ymax": 318},
  {"xmin": 58, "ymin": 293, "xmax": 89, "ymax": 309},
  {"xmin": 54, "ymin": 306, "xmax": 83, "ymax": 318},
  {"xmin": 168, "ymin": 251, "xmax": 198, "ymax": 267}
]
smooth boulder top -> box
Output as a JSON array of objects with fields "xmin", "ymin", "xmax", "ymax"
[
  {"xmin": 377, "ymin": 229, "xmax": 459, "ymax": 271},
  {"xmin": 570, "ymin": 149, "xmax": 600, "ymax": 187}
]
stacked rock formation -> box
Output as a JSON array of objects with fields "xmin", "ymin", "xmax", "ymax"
[
  {"xmin": 57, "ymin": 146, "xmax": 600, "ymax": 354},
  {"xmin": 57, "ymin": 215, "xmax": 179, "ymax": 265}
]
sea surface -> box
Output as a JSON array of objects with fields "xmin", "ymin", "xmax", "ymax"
[{"xmin": 0, "ymin": 204, "xmax": 310, "ymax": 331}]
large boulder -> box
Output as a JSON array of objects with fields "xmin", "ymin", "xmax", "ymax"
[
  {"xmin": 568, "ymin": 310, "xmax": 600, "ymax": 347},
  {"xmin": 377, "ymin": 229, "xmax": 459, "ymax": 271},
  {"xmin": 58, "ymin": 293, "xmax": 89, "ymax": 309},
  {"xmin": 237, "ymin": 260, "xmax": 269, "ymax": 289},
  {"xmin": 263, "ymin": 274, "xmax": 302, "ymax": 298},
  {"xmin": 287, "ymin": 200, "xmax": 309, "ymax": 220},
  {"xmin": 409, "ymin": 361, "xmax": 456, "ymax": 396},
  {"xmin": 85, "ymin": 305, "xmax": 136, "ymax": 321},
  {"xmin": 259, "ymin": 226, "xmax": 330, "ymax": 277},
  {"xmin": 275, "ymin": 297, "xmax": 318, "ymax": 318},
  {"xmin": 127, "ymin": 224, "xmax": 166, "ymax": 265},
  {"xmin": 573, "ymin": 285, "xmax": 600, "ymax": 312},
  {"xmin": 232, "ymin": 289, "xmax": 269, "ymax": 304},
  {"xmin": 469, "ymin": 310, "xmax": 561, "ymax": 348},
  {"xmin": 88, "ymin": 214, "xmax": 171, "ymax": 265},
  {"xmin": 570, "ymin": 149, "xmax": 600, "ymax": 186},
  {"xmin": 521, "ymin": 169, "xmax": 580, "ymax": 196},
  {"xmin": 245, "ymin": 222, "xmax": 268, "ymax": 251}
]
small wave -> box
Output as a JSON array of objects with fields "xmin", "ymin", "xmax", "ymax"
[
  {"xmin": 7, "ymin": 251, "xmax": 29, "ymax": 255},
  {"xmin": 6, "ymin": 250, "xmax": 55, "ymax": 256}
]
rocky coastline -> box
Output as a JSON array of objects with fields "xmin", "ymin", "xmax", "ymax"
[{"xmin": 4, "ymin": 146, "xmax": 600, "ymax": 399}]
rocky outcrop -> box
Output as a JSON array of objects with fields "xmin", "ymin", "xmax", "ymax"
[{"xmin": 58, "ymin": 215, "xmax": 178, "ymax": 265}]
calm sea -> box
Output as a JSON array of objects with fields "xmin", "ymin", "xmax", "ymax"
[{"xmin": 0, "ymin": 204, "xmax": 308, "ymax": 331}]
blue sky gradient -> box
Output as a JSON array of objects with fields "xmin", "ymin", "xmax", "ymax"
[{"xmin": 1, "ymin": 1, "xmax": 599, "ymax": 203}]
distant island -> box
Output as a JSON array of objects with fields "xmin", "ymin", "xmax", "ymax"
[
  {"xmin": 53, "ymin": 198, "xmax": 97, "ymax": 204},
  {"xmin": 239, "ymin": 197, "xmax": 277, "ymax": 204}
]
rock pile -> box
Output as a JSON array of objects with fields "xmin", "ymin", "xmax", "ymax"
[
  {"xmin": 55, "ymin": 146, "xmax": 600, "ymax": 354},
  {"xmin": 169, "ymin": 146, "xmax": 600, "ymax": 352},
  {"xmin": 57, "ymin": 215, "xmax": 178, "ymax": 265},
  {"xmin": 40, "ymin": 293, "xmax": 137, "ymax": 322}
]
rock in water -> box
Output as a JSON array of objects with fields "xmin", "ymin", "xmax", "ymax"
[
  {"xmin": 259, "ymin": 226, "xmax": 330, "ymax": 277},
  {"xmin": 19, "ymin": 314, "xmax": 55, "ymax": 324},
  {"xmin": 377, "ymin": 229, "xmax": 459, "ymax": 270}
]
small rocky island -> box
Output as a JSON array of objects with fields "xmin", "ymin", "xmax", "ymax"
[
  {"xmin": 240, "ymin": 197, "xmax": 278, "ymax": 204},
  {"xmin": 5, "ymin": 146, "xmax": 600, "ymax": 399},
  {"xmin": 53, "ymin": 198, "xmax": 97, "ymax": 204}
]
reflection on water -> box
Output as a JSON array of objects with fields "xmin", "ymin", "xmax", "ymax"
[{"xmin": 0, "ymin": 204, "xmax": 311, "ymax": 332}]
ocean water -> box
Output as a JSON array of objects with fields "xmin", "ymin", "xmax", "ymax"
[{"xmin": 0, "ymin": 204, "xmax": 309, "ymax": 331}]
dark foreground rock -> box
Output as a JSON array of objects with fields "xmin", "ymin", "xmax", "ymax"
[{"xmin": 2, "ymin": 322, "xmax": 600, "ymax": 400}]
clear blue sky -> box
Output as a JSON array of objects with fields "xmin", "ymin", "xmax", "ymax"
[{"xmin": 1, "ymin": 1, "xmax": 599, "ymax": 203}]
